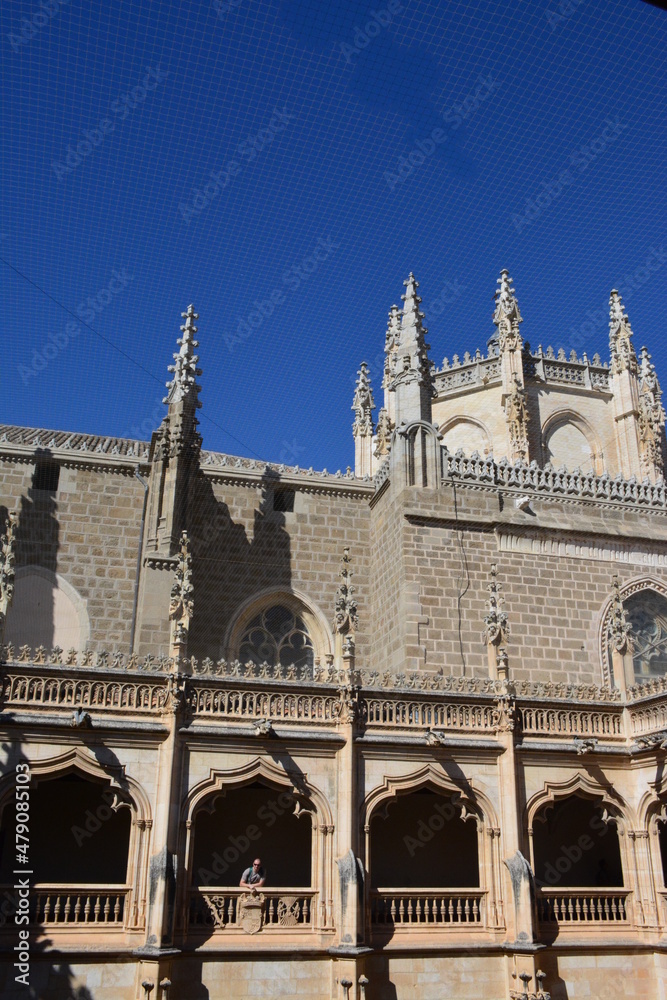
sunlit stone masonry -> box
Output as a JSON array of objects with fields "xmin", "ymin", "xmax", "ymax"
[{"xmin": 1, "ymin": 275, "xmax": 667, "ymax": 1000}]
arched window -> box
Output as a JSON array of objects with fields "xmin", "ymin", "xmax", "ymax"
[
  {"xmin": 191, "ymin": 782, "xmax": 312, "ymax": 888},
  {"xmin": 0, "ymin": 773, "xmax": 131, "ymax": 886},
  {"xmin": 369, "ymin": 788, "xmax": 479, "ymax": 888},
  {"xmin": 532, "ymin": 795, "xmax": 623, "ymax": 888},
  {"xmin": 238, "ymin": 605, "xmax": 314, "ymax": 668},
  {"xmin": 542, "ymin": 412, "xmax": 601, "ymax": 474},
  {"xmin": 625, "ymin": 589, "xmax": 667, "ymax": 682}
]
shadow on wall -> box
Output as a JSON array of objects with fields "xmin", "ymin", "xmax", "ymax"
[
  {"xmin": 3, "ymin": 448, "xmax": 61, "ymax": 650},
  {"xmin": 187, "ymin": 469, "xmax": 293, "ymax": 660},
  {"xmin": 0, "ymin": 740, "xmax": 96, "ymax": 1000}
]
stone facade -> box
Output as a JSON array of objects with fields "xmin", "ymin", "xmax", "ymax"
[{"xmin": 1, "ymin": 277, "xmax": 667, "ymax": 999}]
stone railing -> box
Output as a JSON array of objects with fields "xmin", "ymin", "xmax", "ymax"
[
  {"xmin": 4, "ymin": 652, "xmax": 667, "ymax": 743},
  {"xmin": 370, "ymin": 889, "xmax": 486, "ymax": 926},
  {"xmin": 536, "ymin": 889, "xmax": 631, "ymax": 926},
  {"xmin": 21, "ymin": 885, "xmax": 132, "ymax": 928},
  {"xmin": 518, "ymin": 705, "xmax": 624, "ymax": 739},
  {"xmin": 442, "ymin": 450, "xmax": 666, "ymax": 509},
  {"xmin": 188, "ymin": 888, "xmax": 318, "ymax": 931}
]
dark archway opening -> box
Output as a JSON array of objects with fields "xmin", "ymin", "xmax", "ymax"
[
  {"xmin": 370, "ymin": 788, "xmax": 479, "ymax": 888},
  {"xmin": 533, "ymin": 795, "xmax": 623, "ymax": 888},
  {"xmin": 0, "ymin": 773, "xmax": 131, "ymax": 885},
  {"xmin": 192, "ymin": 782, "xmax": 312, "ymax": 888},
  {"xmin": 658, "ymin": 820, "xmax": 667, "ymax": 886}
]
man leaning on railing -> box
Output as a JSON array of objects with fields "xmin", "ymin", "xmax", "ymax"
[{"xmin": 239, "ymin": 858, "xmax": 266, "ymax": 889}]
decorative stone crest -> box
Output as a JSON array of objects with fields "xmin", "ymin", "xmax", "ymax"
[
  {"xmin": 510, "ymin": 970, "xmax": 550, "ymax": 1000},
  {"xmin": 238, "ymin": 891, "xmax": 265, "ymax": 934},
  {"xmin": 607, "ymin": 575, "xmax": 631, "ymax": 655}
]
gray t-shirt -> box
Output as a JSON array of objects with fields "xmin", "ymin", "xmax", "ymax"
[{"xmin": 242, "ymin": 866, "xmax": 266, "ymax": 885}]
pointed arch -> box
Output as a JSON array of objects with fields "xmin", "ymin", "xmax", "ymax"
[
  {"xmin": 599, "ymin": 576, "xmax": 667, "ymax": 687},
  {"xmin": 541, "ymin": 408, "xmax": 603, "ymax": 474},
  {"xmin": 182, "ymin": 756, "xmax": 333, "ymax": 828},
  {"xmin": 439, "ymin": 416, "xmax": 492, "ymax": 459},
  {"xmin": 525, "ymin": 771, "xmax": 634, "ymax": 833},
  {"xmin": 0, "ymin": 746, "xmax": 151, "ymax": 822},
  {"xmin": 223, "ymin": 587, "xmax": 333, "ymax": 664}
]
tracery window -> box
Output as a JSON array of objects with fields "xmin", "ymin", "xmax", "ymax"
[
  {"xmin": 625, "ymin": 589, "xmax": 667, "ymax": 681},
  {"xmin": 238, "ymin": 604, "xmax": 314, "ymax": 668}
]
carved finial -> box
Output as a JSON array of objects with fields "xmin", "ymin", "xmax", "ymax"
[
  {"xmin": 352, "ymin": 362, "xmax": 375, "ymax": 438},
  {"xmin": 504, "ymin": 374, "xmax": 530, "ymax": 462},
  {"xmin": 608, "ymin": 575, "xmax": 631, "ymax": 655},
  {"xmin": 0, "ymin": 511, "xmax": 18, "ymax": 641},
  {"xmin": 334, "ymin": 547, "xmax": 358, "ymax": 635},
  {"xmin": 490, "ymin": 269, "xmax": 522, "ymax": 353},
  {"xmin": 163, "ymin": 304, "xmax": 203, "ymax": 406},
  {"xmin": 374, "ymin": 407, "xmax": 392, "ymax": 459},
  {"xmin": 609, "ymin": 289, "xmax": 637, "ymax": 375},
  {"xmin": 638, "ymin": 345, "xmax": 665, "ymax": 480},
  {"xmin": 169, "ymin": 531, "xmax": 194, "ymax": 658},
  {"xmin": 483, "ymin": 564, "xmax": 509, "ymax": 647}
]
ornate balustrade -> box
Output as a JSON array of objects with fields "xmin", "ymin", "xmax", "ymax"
[
  {"xmin": 537, "ymin": 889, "xmax": 631, "ymax": 926},
  {"xmin": 4, "ymin": 650, "xmax": 667, "ymax": 744},
  {"xmin": 370, "ymin": 889, "xmax": 486, "ymax": 926},
  {"xmin": 188, "ymin": 887, "xmax": 318, "ymax": 932},
  {"xmin": 518, "ymin": 705, "xmax": 623, "ymax": 739},
  {"xmin": 4, "ymin": 885, "xmax": 132, "ymax": 928}
]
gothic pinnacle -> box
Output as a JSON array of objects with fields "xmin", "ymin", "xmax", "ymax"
[
  {"xmin": 352, "ymin": 362, "xmax": 375, "ymax": 437},
  {"xmin": 164, "ymin": 304, "xmax": 203, "ymax": 407},
  {"xmin": 609, "ymin": 289, "xmax": 636, "ymax": 374}
]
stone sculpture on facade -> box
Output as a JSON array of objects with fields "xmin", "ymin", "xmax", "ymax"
[{"xmin": 0, "ymin": 510, "xmax": 17, "ymax": 645}]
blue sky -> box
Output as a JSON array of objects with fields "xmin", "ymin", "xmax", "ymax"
[{"xmin": 1, "ymin": 0, "xmax": 666, "ymax": 470}]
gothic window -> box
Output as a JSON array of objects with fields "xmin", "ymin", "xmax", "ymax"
[
  {"xmin": 625, "ymin": 589, "xmax": 667, "ymax": 682},
  {"xmin": 238, "ymin": 604, "xmax": 314, "ymax": 668}
]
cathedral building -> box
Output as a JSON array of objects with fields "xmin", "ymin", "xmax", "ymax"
[{"xmin": 1, "ymin": 271, "xmax": 667, "ymax": 999}]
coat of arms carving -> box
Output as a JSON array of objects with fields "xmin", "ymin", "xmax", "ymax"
[{"xmin": 238, "ymin": 891, "xmax": 265, "ymax": 934}]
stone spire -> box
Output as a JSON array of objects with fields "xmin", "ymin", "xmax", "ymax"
[
  {"xmin": 144, "ymin": 305, "xmax": 203, "ymax": 557},
  {"xmin": 608, "ymin": 290, "xmax": 643, "ymax": 479},
  {"xmin": 638, "ymin": 345, "xmax": 665, "ymax": 481},
  {"xmin": 490, "ymin": 268, "xmax": 522, "ymax": 354},
  {"xmin": 352, "ymin": 362, "xmax": 375, "ymax": 477},
  {"xmin": 388, "ymin": 273, "xmax": 433, "ymax": 425},
  {"xmin": 382, "ymin": 305, "xmax": 402, "ymax": 422},
  {"xmin": 351, "ymin": 362, "xmax": 375, "ymax": 437},
  {"xmin": 609, "ymin": 289, "xmax": 637, "ymax": 376},
  {"xmin": 493, "ymin": 270, "xmax": 529, "ymax": 462},
  {"xmin": 164, "ymin": 304, "xmax": 203, "ymax": 409},
  {"xmin": 0, "ymin": 511, "xmax": 18, "ymax": 646}
]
